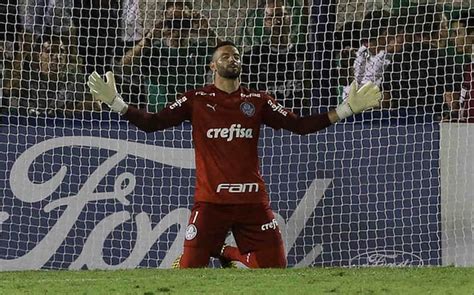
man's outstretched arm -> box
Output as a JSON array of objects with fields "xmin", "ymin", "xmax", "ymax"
[
  {"xmin": 87, "ymin": 71, "xmax": 190, "ymax": 132},
  {"xmin": 263, "ymin": 81, "xmax": 382, "ymax": 135}
]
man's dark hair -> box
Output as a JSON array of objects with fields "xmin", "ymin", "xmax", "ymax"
[
  {"xmin": 458, "ymin": 10, "xmax": 474, "ymax": 36},
  {"xmin": 386, "ymin": 14, "xmax": 409, "ymax": 36},
  {"xmin": 165, "ymin": 19, "xmax": 192, "ymax": 29},
  {"xmin": 213, "ymin": 41, "xmax": 239, "ymax": 55},
  {"xmin": 361, "ymin": 10, "xmax": 391, "ymax": 42},
  {"xmin": 335, "ymin": 20, "xmax": 362, "ymax": 49}
]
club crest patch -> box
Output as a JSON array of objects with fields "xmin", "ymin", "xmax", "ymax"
[
  {"xmin": 240, "ymin": 102, "xmax": 255, "ymax": 117},
  {"xmin": 185, "ymin": 224, "xmax": 197, "ymax": 240}
]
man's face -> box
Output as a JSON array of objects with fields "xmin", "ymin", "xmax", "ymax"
[
  {"xmin": 39, "ymin": 41, "xmax": 66, "ymax": 74},
  {"xmin": 263, "ymin": 5, "xmax": 291, "ymax": 39},
  {"xmin": 212, "ymin": 45, "xmax": 241, "ymax": 79},
  {"xmin": 165, "ymin": 2, "xmax": 190, "ymax": 20},
  {"xmin": 164, "ymin": 2, "xmax": 192, "ymax": 32},
  {"xmin": 162, "ymin": 2, "xmax": 193, "ymax": 47},
  {"xmin": 384, "ymin": 32, "xmax": 405, "ymax": 54},
  {"xmin": 439, "ymin": 13, "xmax": 449, "ymax": 41},
  {"xmin": 453, "ymin": 21, "xmax": 474, "ymax": 55}
]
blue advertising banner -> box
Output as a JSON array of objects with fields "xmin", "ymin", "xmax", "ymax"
[{"xmin": 0, "ymin": 117, "xmax": 440, "ymax": 270}]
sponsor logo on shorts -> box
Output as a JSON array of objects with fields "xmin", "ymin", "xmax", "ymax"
[
  {"xmin": 206, "ymin": 124, "xmax": 253, "ymax": 142},
  {"xmin": 261, "ymin": 219, "xmax": 278, "ymax": 231},
  {"xmin": 185, "ymin": 224, "xmax": 197, "ymax": 240},
  {"xmin": 169, "ymin": 96, "xmax": 188, "ymax": 109},
  {"xmin": 240, "ymin": 102, "xmax": 256, "ymax": 117},
  {"xmin": 216, "ymin": 182, "xmax": 259, "ymax": 193}
]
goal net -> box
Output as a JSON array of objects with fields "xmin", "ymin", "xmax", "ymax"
[{"xmin": 0, "ymin": 0, "xmax": 472, "ymax": 270}]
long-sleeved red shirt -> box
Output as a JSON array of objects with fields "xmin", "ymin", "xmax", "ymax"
[{"xmin": 124, "ymin": 84, "xmax": 331, "ymax": 204}]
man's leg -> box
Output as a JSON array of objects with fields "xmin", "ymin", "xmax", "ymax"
[
  {"xmin": 179, "ymin": 247, "xmax": 212, "ymax": 268},
  {"xmin": 221, "ymin": 244, "xmax": 286, "ymax": 268},
  {"xmin": 178, "ymin": 202, "xmax": 231, "ymax": 269},
  {"xmin": 223, "ymin": 203, "xmax": 287, "ymax": 268}
]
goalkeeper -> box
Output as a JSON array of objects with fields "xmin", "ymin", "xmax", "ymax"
[{"xmin": 87, "ymin": 41, "xmax": 381, "ymax": 268}]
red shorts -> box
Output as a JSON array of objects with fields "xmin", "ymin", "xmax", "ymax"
[{"xmin": 183, "ymin": 202, "xmax": 283, "ymax": 256}]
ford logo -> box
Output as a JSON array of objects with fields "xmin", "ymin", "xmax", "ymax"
[{"xmin": 349, "ymin": 250, "xmax": 424, "ymax": 267}]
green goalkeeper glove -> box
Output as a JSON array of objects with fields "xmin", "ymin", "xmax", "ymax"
[
  {"xmin": 335, "ymin": 81, "xmax": 381, "ymax": 120},
  {"xmin": 87, "ymin": 71, "xmax": 128, "ymax": 114}
]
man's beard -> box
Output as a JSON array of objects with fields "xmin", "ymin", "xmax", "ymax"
[{"xmin": 218, "ymin": 66, "xmax": 241, "ymax": 79}]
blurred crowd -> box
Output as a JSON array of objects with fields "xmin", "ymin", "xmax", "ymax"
[
  {"xmin": 0, "ymin": 1, "xmax": 473, "ymax": 121},
  {"xmin": 334, "ymin": 4, "xmax": 474, "ymax": 122},
  {"xmin": 0, "ymin": 0, "xmax": 313, "ymax": 118}
]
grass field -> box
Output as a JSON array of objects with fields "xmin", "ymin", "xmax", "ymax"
[{"xmin": 1, "ymin": 267, "xmax": 473, "ymax": 294}]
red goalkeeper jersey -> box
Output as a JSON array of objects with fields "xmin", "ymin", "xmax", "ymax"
[{"xmin": 124, "ymin": 84, "xmax": 331, "ymax": 204}]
